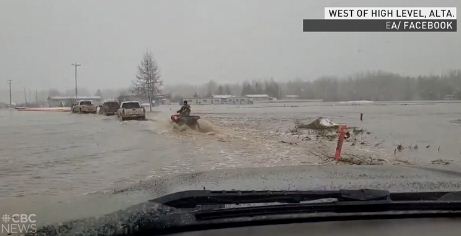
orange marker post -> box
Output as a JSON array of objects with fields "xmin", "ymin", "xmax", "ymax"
[{"xmin": 335, "ymin": 125, "xmax": 348, "ymax": 161}]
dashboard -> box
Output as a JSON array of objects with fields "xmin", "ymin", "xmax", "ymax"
[{"xmin": 171, "ymin": 218, "xmax": 461, "ymax": 236}]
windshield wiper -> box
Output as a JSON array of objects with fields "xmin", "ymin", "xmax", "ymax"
[
  {"xmin": 152, "ymin": 189, "xmax": 461, "ymax": 222},
  {"xmin": 152, "ymin": 189, "xmax": 451, "ymax": 208},
  {"xmin": 35, "ymin": 190, "xmax": 461, "ymax": 236}
]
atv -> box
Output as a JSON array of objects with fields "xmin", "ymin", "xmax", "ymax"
[{"xmin": 171, "ymin": 114, "xmax": 201, "ymax": 130}]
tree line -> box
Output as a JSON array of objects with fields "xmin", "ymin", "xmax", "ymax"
[
  {"xmin": 44, "ymin": 65, "xmax": 461, "ymax": 103},
  {"xmin": 283, "ymin": 71, "xmax": 461, "ymax": 101},
  {"xmin": 42, "ymin": 50, "xmax": 461, "ymax": 103},
  {"xmin": 168, "ymin": 70, "xmax": 461, "ymax": 101}
]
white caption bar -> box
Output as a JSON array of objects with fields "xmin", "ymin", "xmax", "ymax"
[{"xmin": 324, "ymin": 7, "xmax": 457, "ymax": 20}]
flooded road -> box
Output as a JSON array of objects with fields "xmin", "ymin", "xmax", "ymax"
[
  {"xmin": 0, "ymin": 107, "xmax": 322, "ymax": 201},
  {"xmin": 0, "ymin": 111, "xmax": 192, "ymax": 199},
  {"xmin": 1, "ymin": 101, "xmax": 461, "ymax": 202}
]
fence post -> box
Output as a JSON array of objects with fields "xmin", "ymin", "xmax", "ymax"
[{"xmin": 335, "ymin": 125, "xmax": 347, "ymax": 161}]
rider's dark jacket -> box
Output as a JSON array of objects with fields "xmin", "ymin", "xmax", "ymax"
[{"xmin": 177, "ymin": 104, "xmax": 191, "ymax": 116}]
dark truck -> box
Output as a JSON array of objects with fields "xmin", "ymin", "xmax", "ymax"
[{"xmin": 99, "ymin": 101, "xmax": 120, "ymax": 116}]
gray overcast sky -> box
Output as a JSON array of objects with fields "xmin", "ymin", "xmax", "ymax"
[{"xmin": 0, "ymin": 0, "xmax": 460, "ymax": 93}]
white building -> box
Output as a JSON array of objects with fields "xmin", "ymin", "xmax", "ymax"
[
  {"xmin": 285, "ymin": 95, "xmax": 300, "ymax": 99},
  {"xmin": 48, "ymin": 96, "xmax": 102, "ymax": 107},
  {"xmin": 245, "ymin": 94, "xmax": 272, "ymax": 102},
  {"xmin": 183, "ymin": 95, "xmax": 253, "ymax": 105},
  {"xmin": 224, "ymin": 97, "xmax": 253, "ymax": 105}
]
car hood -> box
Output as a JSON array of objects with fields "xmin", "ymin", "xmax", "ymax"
[
  {"xmin": 4, "ymin": 164, "xmax": 461, "ymax": 225},
  {"xmin": 131, "ymin": 164, "xmax": 461, "ymax": 195}
]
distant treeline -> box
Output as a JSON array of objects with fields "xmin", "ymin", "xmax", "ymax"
[
  {"xmin": 168, "ymin": 71, "xmax": 461, "ymax": 101},
  {"xmin": 285, "ymin": 71, "xmax": 461, "ymax": 101}
]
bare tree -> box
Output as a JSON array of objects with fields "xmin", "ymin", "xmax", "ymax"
[
  {"xmin": 206, "ymin": 80, "xmax": 217, "ymax": 97},
  {"xmin": 224, "ymin": 85, "xmax": 232, "ymax": 95},
  {"xmin": 134, "ymin": 51, "xmax": 161, "ymax": 111},
  {"xmin": 94, "ymin": 89, "xmax": 103, "ymax": 97},
  {"xmin": 48, "ymin": 89, "xmax": 61, "ymax": 97}
]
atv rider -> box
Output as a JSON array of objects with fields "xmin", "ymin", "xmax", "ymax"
[{"xmin": 177, "ymin": 100, "xmax": 191, "ymax": 116}]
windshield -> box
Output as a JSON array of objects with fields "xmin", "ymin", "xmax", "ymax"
[
  {"xmin": 0, "ymin": 0, "xmax": 460, "ymax": 235},
  {"xmin": 105, "ymin": 102, "xmax": 119, "ymax": 108},
  {"xmin": 122, "ymin": 102, "xmax": 141, "ymax": 108},
  {"xmin": 80, "ymin": 101, "xmax": 92, "ymax": 105}
]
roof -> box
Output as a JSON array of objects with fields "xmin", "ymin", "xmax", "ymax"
[
  {"xmin": 212, "ymin": 95, "xmax": 234, "ymax": 99},
  {"xmin": 103, "ymin": 100, "xmax": 119, "ymax": 103},
  {"xmin": 103, "ymin": 99, "xmax": 119, "ymax": 103},
  {"xmin": 121, "ymin": 101, "xmax": 141, "ymax": 104},
  {"xmin": 48, "ymin": 96, "xmax": 102, "ymax": 100},
  {"xmin": 245, "ymin": 94, "xmax": 270, "ymax": 98}
]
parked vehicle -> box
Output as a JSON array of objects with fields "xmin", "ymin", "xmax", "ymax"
[
  {"xmin": 117, "ymin": 101, "xmax": 146, "ymax": 120},
  {"xmin": 71, "ymin": 100, "xmax": 97, "ymax": 113},
  {"xmin": 99, "ymin": 101, "xmax": 120, "ymax": 116}
]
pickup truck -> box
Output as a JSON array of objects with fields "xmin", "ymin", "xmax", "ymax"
[
  {"xmin": 99, "ymin": 101, "xmax": 120, "ymax": 116},
  {"xmin": 117, "ymin": 101, "xmax": 146, "ymax": 120},
  {"xmin": 72, "ymin": 100, "xmax": 97, "ymax": 113}
]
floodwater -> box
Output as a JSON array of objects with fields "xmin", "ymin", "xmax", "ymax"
[{"xmin": 0, "ymin": 101, "xmax": 461, "ymax": 202}]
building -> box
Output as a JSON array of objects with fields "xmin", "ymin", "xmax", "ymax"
[
  {"xmin": 183, "ymin": 98, "xmax": 212, "ymax": 105},
  {"xmin": 224, "ymin": 96, "xmax": 253, "ymax": 105},
  {"xmin": 245, "ymin": 94, "xmax": 272, "ymax": 102},
  {"xmin": 47, "ymin": 96, "xmax": 102, "ymax": 107},
  {"xmin": 444, "ymin": 94, "xmax": 456, "ymax": 100},
  {"xmin": 118, "ymin": 94, "xmax": 170, "ymax": 105},
  {"xmin": 154, "ymin": 94, "xmax": 171, "ymax": 105},
  {"xmin": 183, "ymin": 95, "xmax": 253, "ymax": 105},
  {"xmin": 212, "ymin": 95, "xmax": 248, "ymax": 104},
  {"xmin": 117, "ymin": 94, "xmax": 144, "ymax": 102},
  {"xmin": 285, "ymin": 95, "xmax": 300, "ymax": 99}
]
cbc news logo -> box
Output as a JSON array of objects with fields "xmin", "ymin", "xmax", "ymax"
[{"xmin": 1, "ymin": 213, "xmax": 37, "ymax": 234}]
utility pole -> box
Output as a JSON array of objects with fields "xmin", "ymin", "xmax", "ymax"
[
  {"xmin": 8, "ymin": 80, "xmax": 12, "ymax": 107},
  {"xmin": 24, "ymin": 88, "xmax": 28, "ymax": 105},
  {"xmin": 35, "ymin": 89, "xmax": 38, "ymax": 105},
  {"xmin": 72, "ymin": 63, "xmax": 81, "ymax": 100}
]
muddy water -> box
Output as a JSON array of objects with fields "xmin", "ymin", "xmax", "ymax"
[
  {"xmin": 187, "ymin": 101, "xmax": 461, "ymax": 164},
  {"xmin": 0, "ymin": 109, "xmax": 320, "ymax": 201},
  {"xmin": 0, "ymin": 101, "xmax": 460, "ymax": 201},
  {"xmin": 0, "ymin": 111, "xmax": 191, "ymax": 199}
]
